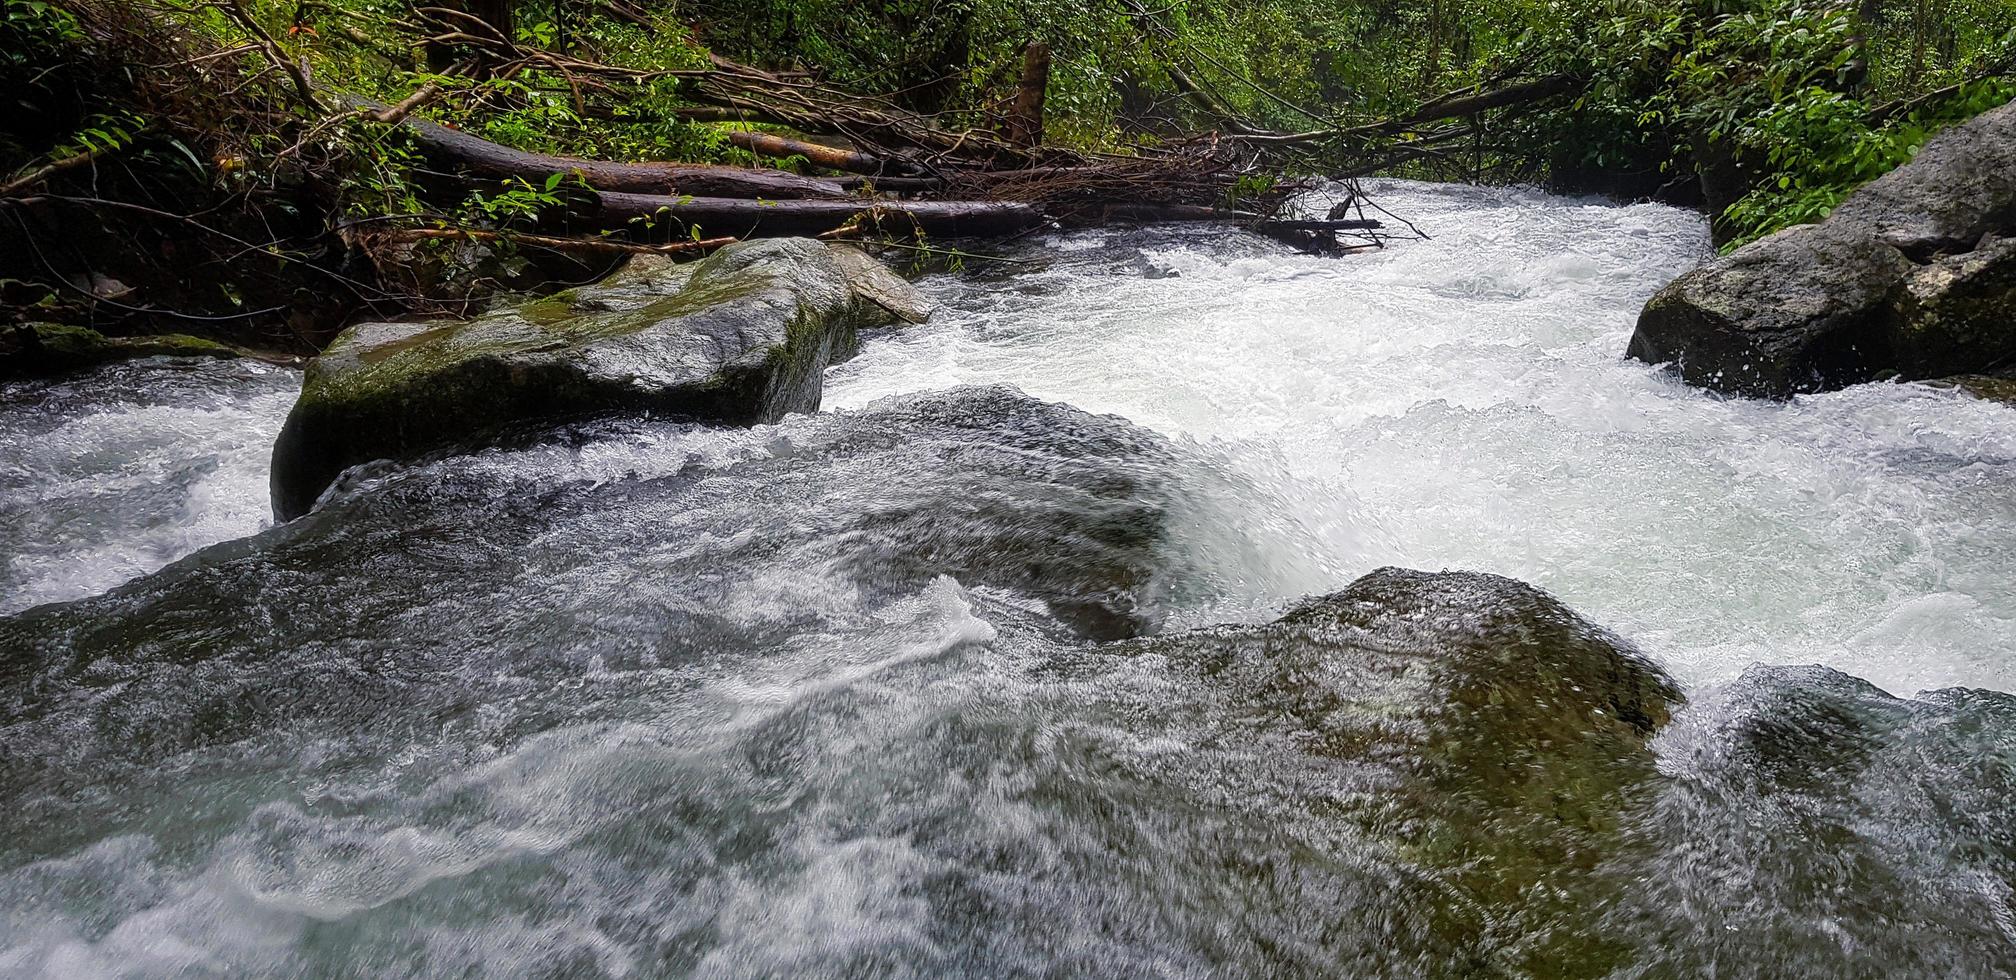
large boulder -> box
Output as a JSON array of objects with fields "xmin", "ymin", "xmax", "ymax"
[
  {"xmin": 1892, "ymin": 236, "xmax": 2016, "ymax": 376},
  {"xmin": 1830, "ymin": 102, "xmax": 2016, "ymax": 256},
  {"xmin": 268, "ymin": 238, "xmax": 930, "ymax": 519},
  {"xmin": 1625, "ymin": 224, "xmax": 1915, "ymax": 395},
  {"xmin": 1630, "ymin": 99, "xmax": 2016, "ymax": 397}
]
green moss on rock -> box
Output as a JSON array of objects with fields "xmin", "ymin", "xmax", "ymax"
[{"xmin": 0, "ymin": 323, "xmax": 243, "ymax": 380}]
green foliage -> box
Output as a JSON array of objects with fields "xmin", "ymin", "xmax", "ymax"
[
  {"xmin": 15, "ymin": 0, "xmax": 2013, "ymax": 251},
  {"xmin": 1720, "ymin": 76, "xmax": 2016, "ymax": 243},
  {"xmin": 1510, "ymin": 0, "xmax": 2015, "ymax": 244},
  {"xmin": 2, "ymin": 0, "xmax": 81, "ymax": 47},
  {"xmin": 463, "ymin": 171, "xmax": 581, "ymax": 224}
]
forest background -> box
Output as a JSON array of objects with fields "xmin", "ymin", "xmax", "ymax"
[{"xmin": 3, "ymin": 0, "xmax": 2010, "ymax": 346}]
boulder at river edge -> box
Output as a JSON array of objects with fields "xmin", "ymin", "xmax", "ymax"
[
  {"xmin": 1629, "ymin": 99, "xmax": 2016, "ymax": 397},
  {"xmin": 269, "ymin": 238, "xmax": 932, "ymax": 520}
]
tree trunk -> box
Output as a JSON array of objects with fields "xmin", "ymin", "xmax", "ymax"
[
  {"xmin": 1007, "ymin": 42, "xmax": 1052, "ymax": 147},
  {"xmin": 422, "ymin": 0, "xmax": 515, "ymax": 72},
  {"xmin": 365, "ymin": 101, "xmax": 853, "ymax": 198},
  {"xmin": 471, "ymin": 0, "xmax": 513, "ymax": 38}
]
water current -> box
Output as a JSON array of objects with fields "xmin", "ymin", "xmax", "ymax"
[{"xmin": 1, "ymin": 181, "xmax": 2011, "ymax": 976}]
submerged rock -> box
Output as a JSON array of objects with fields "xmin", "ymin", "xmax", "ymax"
[
  {"xmin": 268, "ymin": 238, "xmax": 930, "ymax": 520},
  {"xmin": 0, "ymin": 385, "xmax": 1176, "ymax": 849},
  {"xmin": 0, "ymin": 322, "xmax": 242, "ymax": 380},
  {"xmin": 1599, "ymin": 665, "xmax": 2016, "ymax": 976},
  {"xmin": 818, "ymin": 385, "xmax": 1176, "ymax": 639},
  {"xmin": 1629, "ymin": 100, "xmax": 2016, "ymax": 397}
]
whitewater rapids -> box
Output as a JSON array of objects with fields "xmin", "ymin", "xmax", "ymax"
[{"xmin": 2, "ymin": 181, "xmax": 2011, "ymax": 977}]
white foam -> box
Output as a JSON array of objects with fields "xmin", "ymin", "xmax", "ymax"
[{"xmin": 829, "ymin": 180, "xmax": 2016, "ymax": 695}]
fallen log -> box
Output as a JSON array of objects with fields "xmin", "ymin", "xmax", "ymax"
[
  {"xmin": 374, "ymin": 105, "xmax": 851, "ymax": 199},
  {"xmin": 725, "ymin": 130, "xmax": 896, "ymax": 176},
  {"xmin": 596, "ymin": 193, "xmax": 1047, "ymax": 239},
  {"xmin": 382, "ymin": 227, "xmax": 738, "ymax": 255},
  {"xmin": 682, "ymin": 62, "xmax": 1067, "ymax": 170}
]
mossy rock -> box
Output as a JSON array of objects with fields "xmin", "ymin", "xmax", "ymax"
[
  {"xmin": 0, "ymin": 323, "xmax": 241, "ymax": 380},
  {"xmin": 1118, "ymin": 567, "xmax": 1682, "ymax": 974},
  {"xmin": 268, "ymin": 238, "xmax": 930, "ymax": 520}
]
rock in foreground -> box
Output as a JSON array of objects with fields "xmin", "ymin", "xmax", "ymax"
[
  {"xmin": 269, "ymin": 238, "xmax": 929, "ymax": 519},
  {"xmin": 1115, "ymin": 567, "xmax": 1681, "ymax": 974},
  {"xmin": 1629, "ymin": 100, "xmax": 2016, "ymax": 397}
]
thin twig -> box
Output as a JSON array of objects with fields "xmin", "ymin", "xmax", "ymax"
[
  {"xmin": 215, "ymin": 0, "xmax": 325, "ymax": 113},
  {"xmin": 1, "ymin": 143, "xmax": 123, "ymax": 197}
]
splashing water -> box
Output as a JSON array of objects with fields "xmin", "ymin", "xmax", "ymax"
[
  {"xmin": 1, "ymin": 182, "xmax": 2012, "ymax": 977},
  {"xmin": 0, "ymin": 357, "xmax": 296, "ymax": 615}
]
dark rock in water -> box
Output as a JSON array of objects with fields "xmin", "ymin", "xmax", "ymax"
[
  {"xmin": 1598, "ymin": 665, "xmax": 2016, "ymax": 976},
  {"xmin": 1113, "ymin": 567, "xmax": 1682, "ymax": 974},
  {"xmin": 268, "ymin": 238, "xmax": 931, "ymax": 520},
  {"xmin": 1630, "ymin": 100, "xmax": 2016, "ymax": 397},
  {"xmin": 0, "ymin": 322, "xmax": 242, "ymax": 380}
]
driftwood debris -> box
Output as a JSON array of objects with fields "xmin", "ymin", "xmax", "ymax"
[{"xmin": 324, "ymin": 37, "xmax": 1586, "ymax": 250}]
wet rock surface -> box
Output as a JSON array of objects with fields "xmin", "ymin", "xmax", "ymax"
[
  {"xmin": 1630, "ymin": 100, "xmax": 2016, "ymax": 397},
  {"xmin": 1107, "ymin": 567, "xmax": 1681, "ymax": 974},
  {"xmin": 1599, "ymin": 665, "xmax": 2016, "ymax": 976},
  {"xmin": 5, "ymin": 189, "xmax": 2014, "ymax": 978},
  {"xmin": 2, "ymin": 386, "xmax": 1180, "ymax": 846},
  {"xmin": 268, "ymin": 238, "xmax": 928, "ymax": 520},
  {"xmin": 1625, "ymin": 224, "xmax": 1915, "ymax": 396}
]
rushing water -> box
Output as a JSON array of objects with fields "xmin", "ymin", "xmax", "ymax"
[
  {"xmin": 1, "ymin": 182, "xmax": 2012, "ymax": 976},
  {"xmin": 0, "ymin": 358, "xmax": 296, "ymax": 616}
]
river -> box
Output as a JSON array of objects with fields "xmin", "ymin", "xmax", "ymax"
[{"xmin": 2, "ymin": 181, "xmax": 2011, "ymax": 976}]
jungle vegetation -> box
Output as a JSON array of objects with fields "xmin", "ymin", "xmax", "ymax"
[{"xmin": 2, "ymin": 0, "xmax": 2010, "ymax": 345}]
